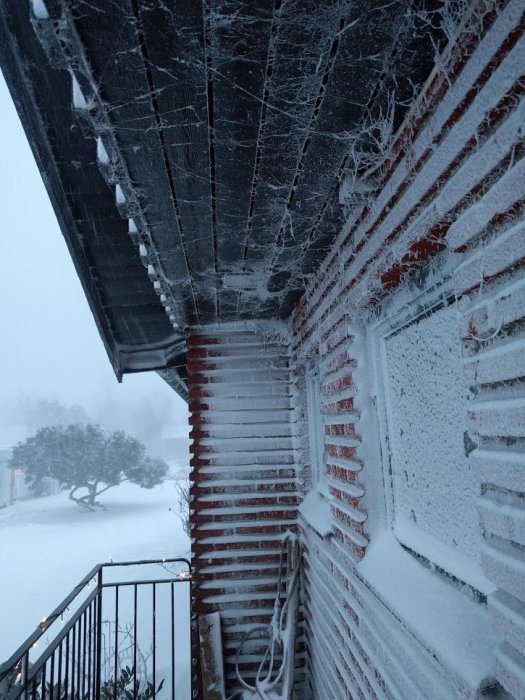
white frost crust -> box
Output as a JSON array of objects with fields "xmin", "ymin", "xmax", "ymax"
[
  {"xmin": 115, "ymin": 184, "xmax": 125, "ymax": 205},
  {"xmin": 31, "ymin": 0, "xmax": 49, "ymax": 19},
  {"xmin": 96, "ymin": 137, "xmax": 109, "ymax": 165},
  {"xmin": 358, "ymin": 531, "xmax": 500, "ymax": 690},
  {"xmin": 70, "ymin": 72, "xmax": 87, "ymax": 110},
  {"xmin": 298, "ymin": 490, "xmax": 332, "ymax": 538}
]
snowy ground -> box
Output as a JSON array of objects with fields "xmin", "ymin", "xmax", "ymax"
[{"xmin": 0, "ymin": 479, "xmax": 190, "ymax": 694}]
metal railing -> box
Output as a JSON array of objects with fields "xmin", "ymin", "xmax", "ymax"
[{"xmin": 0, "ymin": 558, "xmax": 191, "ymax": 700}]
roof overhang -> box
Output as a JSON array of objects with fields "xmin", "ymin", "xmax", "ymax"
[{"xmin": 0, "ymin": 0, "xmax": 446, "ymax": 397}]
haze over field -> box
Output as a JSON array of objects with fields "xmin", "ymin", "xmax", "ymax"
[
  {"xmin": 0, "ymin": 482, "xmax": 191, "ymax": 697},
  {"xmin": 0, "ymin": 71, "xmax": 188, "ymax": 449}
]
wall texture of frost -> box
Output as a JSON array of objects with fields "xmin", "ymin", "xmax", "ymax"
[
  {"xmin": 286, "ymin": 1, "xmax": 525, "ymax": 696},
  {"xmin": 5, "ymin": 0, "xmax": 525, "ymax": 697},
  {"xmin": 189, "ymin": 1, "xmax": 525, "ymax": 696},
  {"xmin": 186, "ymin": 325, "xmax": 302, "ymax": 691}
]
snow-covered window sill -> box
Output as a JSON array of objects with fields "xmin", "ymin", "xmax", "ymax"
[
  {"xmin": 298, "ymin": 489, "xmax": 333, "ymax": 540},
  {"xmin": 357, "ymin": 531, "xmax": 500, "ymax": 693}
]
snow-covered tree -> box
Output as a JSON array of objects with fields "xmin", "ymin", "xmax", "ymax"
[{"xmin": 8, "ymin": 424, "xmax": 168, "ymax": 510}]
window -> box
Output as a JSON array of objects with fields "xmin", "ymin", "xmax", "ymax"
[
  {"xmin": 360, "ymin": 262, "xmax": 499, "ymax": 690},
  {"xmin": 299, "ymin": 361, "xmax": 333, "ymax": 538},
  {"xmin": 369, "ymin": 264, "xmax": 489, "ymax": 595},
  {"xmin": 305, "ymin": 364, "xmax": 325, "ymax": 491}
]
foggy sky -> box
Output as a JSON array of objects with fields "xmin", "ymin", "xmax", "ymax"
[{"xmin": 0, "ymin": 71, "xmax": 188, "ymax": 445}]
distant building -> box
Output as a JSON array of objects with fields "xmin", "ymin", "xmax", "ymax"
[
  {"xmin": 0, "ymin": 447, "xmax": 60, "ymax": 505},
  {"xmin": 0, "ymin": 448, "xmax": 33, "ymax": 505},
  {"xmin": 0, "ymin": 448, "xmax": 13, "ymax": 507}
]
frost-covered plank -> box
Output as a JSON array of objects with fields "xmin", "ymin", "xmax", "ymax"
[
  {"xmin": 189, "ymin": 355, "xmax": 290, "ymax": 372},
  {"xmin": 489, "ymin": 590, "xmax": 525, "ymax": 658},
  {"xmin": 209, "ymin": 1, "xmax": 274, "ymax": 318},
  {"xmin": 482, "ymin": 536, "xmax": 525, "ymax": 603},
  {"xmin": 463, "ymin": 337, "xmax": 525, "ymax": 385},
  {"xmin": 195, "ymin": 485, "xmax": 298, "ymax": 501},
  {"xmin": 138, "ymin": 0, "xmax": 217, "ymax": 320},
  {"xmin": 447, "ymin": 155, "xmax": 525, "ymax": 252},
  {"xmin": 243, "ymin": 0, "xmax": 342, "ymax": 272},
  {"xmin": 495, "ymin": 643, "xmax": 525, "ymax": 700},
  {"xmin": 460, "ymin": 277, "xmax": 525, "ymax": 338},
  {"xmin": 192, "ymin": 421, "xmax": 294, "ymax": 440},
  {"xmin": 190, "ymin": 396, "xmax": 292, "ymax": 412},
  {"xmin": 471, "ymin": 449, "xmax": 525, "ymax": 492},
  {"xmin": 192, "ymin": 408, "xmax": 292, "ymax": 426},
  {"xmin": 454, "ymin": 218, "xmax": 525, "ymax": 295},
  {"xmin": 188, "ymin": 324, "xmax": 298, "ymax": 693},
  {"xmin": 468, "ymin": 397, "xmax": 525, "ymax": 438},
  {"xmin": 478, "ymin": 494, "xmax": 525, "ymax": 546}
]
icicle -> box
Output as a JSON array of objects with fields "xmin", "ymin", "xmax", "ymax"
[
  {"xmin": 96, "ymin": 137, "xmax": 109, "ymax": 165},
  {"xmin": 115, "ymin": 184, "xmax": 125, "ymax": 205},
  {"xmin": 31, "ymin": 0, "xmax": 49, "ymax": 19},
  {"xmin": 70, "ymin": 72, "xmax": 87, "ymax": 110}
]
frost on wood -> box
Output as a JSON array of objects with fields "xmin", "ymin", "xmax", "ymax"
[
  {"xmin": 288, "ymin": 1, "xmax": 525, "ymax": 696},
  {"xmin": 198, "ymin": 613, "xmax": 225, "ymax": 700},
  {"xmin": 384, "ymin": 302, "xmax": 478, "ymax": 556},
  {"xmin": 4, "ymin": 0, "xmax": 525, "ymax": 697},
  {"xmin": 24, "ymin": 0, "xmax": 452, "ymax": 332}
]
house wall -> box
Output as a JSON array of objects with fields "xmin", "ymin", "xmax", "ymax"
[
  {"xmin": 186, "ymin": 325, "xmax": 302, "ymax": 695},
  {"xmin": 187, "ymin": 2, "xmax": 525, "ymax": 697},
  {"xmin": 290, "ymin": 1, "xmax": 525, "ymax": 697}
]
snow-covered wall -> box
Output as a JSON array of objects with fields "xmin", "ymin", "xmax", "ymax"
[
  {"xmin": 186, "ymin": 324, "xmax": 302, "ymax": 695},
  {"xmin": 186, "ymin": 2, "xmax": 524, "ymax": 697},
  {"xmin": 290, "ymin": 0, "xmax": 525, "ymax": 697}
]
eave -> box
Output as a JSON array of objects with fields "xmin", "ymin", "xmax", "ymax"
[{"xmin": 0, "ymin": 0, "xmax": 445, "ymax": 397}]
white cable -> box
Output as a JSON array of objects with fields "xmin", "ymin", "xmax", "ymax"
[{"xmin": 228, "ymin": 533, "xmax": 301, "ymax": 700}]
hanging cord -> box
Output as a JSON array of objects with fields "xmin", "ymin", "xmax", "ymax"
[{"xmin": 228, "ymin": 533, "xmax": 301, "ymax": 700}]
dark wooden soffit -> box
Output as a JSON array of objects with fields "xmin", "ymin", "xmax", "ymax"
[{"xmin": 0, "ymin": 0, "xmax": 446, "ymax": 390}]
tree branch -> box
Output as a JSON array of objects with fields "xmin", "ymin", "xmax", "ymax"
[
  {"xmin": 69, "ymin": 486, "xmax": 97, "ymax": 511},
  {"xmin": 94, "ymin": 478, "xmax": 128, "ymax": 500}
]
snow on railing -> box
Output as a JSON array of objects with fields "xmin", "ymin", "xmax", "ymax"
[{"xmin": 0, "ymin": 558, "xmax": 191, "ymax": 700}]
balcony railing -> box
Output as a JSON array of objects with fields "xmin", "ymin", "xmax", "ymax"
[{"xmin": 0, "ymin": 558, "xmax": 191, "ymax": 700}]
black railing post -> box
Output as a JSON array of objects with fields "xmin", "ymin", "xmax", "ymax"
[
  {"xmin": 95, "ymin": 568, "xmax": 103, "ymax": 700},
  {"xmin": 22, "ymin": 650, "xmax": 29, "ymax": 700}
]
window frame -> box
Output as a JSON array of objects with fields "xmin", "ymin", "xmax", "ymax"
[
  {"xmin": 368, "ymin": 259, "xmax": 491, "ymax": 597},
  {"xmin": 305, "ymin": 362, "xmax": 326, "ymax": 492},
  {"xmin": 298, "ymin": 359, "xmax": 333, "ymax": 538}
]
